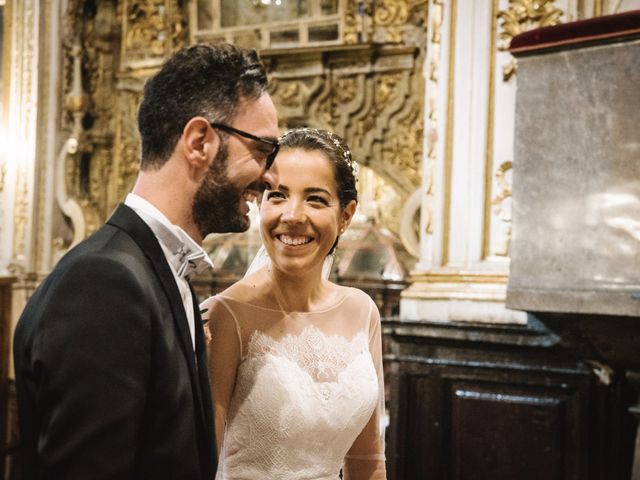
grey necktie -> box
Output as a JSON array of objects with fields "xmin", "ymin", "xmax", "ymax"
[{"xmin": 138, "ymin": 213, "xmax": 211, "ymax": 281}]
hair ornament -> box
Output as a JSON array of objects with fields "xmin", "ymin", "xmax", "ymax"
[{"xmin": 280, "ymin": 127, "xmax": 359, "ymax": 178}]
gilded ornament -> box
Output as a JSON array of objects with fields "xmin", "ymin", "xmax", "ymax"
[
  {"xmin": 124, "ymin": 1, "xmax": 167, "ymax": 56},
  {"xmin": 335, "ymin": 76, "xmax": 359, "ymax": 104},
  {"xmin": 497, "ymin": 0, "xmax": 563, "ymax": 50},
  {"xmin": 344, "ymin": 0, "xmax": 373, "ymax": 44},
  {"xmin": 277, "ymin": 81, "xmax": 301, "ymax": 107},
  {"xmin": 502, "ymin": 59, "xmax": 518, "ymax": 81},
  {"xmin": 490, "ymin": 161, "xmax": 513, "ymax": 256},
  {"xmin": 374, "ymin": 73, "xmax": 402, "ymax": 115}
]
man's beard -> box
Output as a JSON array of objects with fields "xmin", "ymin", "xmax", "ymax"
[{"xmin": 192, "ymin": 144, "xmax": 250, "ymax": 237}]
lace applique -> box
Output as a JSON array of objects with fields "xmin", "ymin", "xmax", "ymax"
[
  {"xmin": 219, "ymin": 325, "xmax": 379, "ymax": 479},
  {"xmin": 247, "ymin": 326, "xmax": 369, "ymax": 382}
]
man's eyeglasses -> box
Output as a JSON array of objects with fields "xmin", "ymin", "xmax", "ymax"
[{"xmin": 210, "ymin": 122, "xmax": 279, "ymax": 170}]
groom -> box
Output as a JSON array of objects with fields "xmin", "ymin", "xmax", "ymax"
[{"xmin": 13, "ymin": 43, "xmax": 279, "ymax": 479}]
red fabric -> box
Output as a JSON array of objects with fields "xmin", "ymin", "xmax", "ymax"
[{"xmin": 510, "ymin": 9, "xmax": 640, "ymax": 55}]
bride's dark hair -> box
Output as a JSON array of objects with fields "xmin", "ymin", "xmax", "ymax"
[{"xmin": 278, "ymin": 128, "xmax": 358, "ymax": 209}]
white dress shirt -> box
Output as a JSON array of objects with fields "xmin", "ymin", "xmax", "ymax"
[{"xmin": 125, "ymin": 193, "xmax": 213, "ymax": 351}]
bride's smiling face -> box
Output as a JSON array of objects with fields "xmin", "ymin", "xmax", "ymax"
[{"xmin": 260, "ymin": 148, "xmax": 354, "ymax": 276}]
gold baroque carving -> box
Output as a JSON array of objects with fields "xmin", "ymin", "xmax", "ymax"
[
  {"xmin": 344, "ymin": 0, "xmax": 373, "ymax": 44},
  {"xmin": 374, "ymin": 0, "xmax": 410, "ymax": 43},
  {"xmin": 373, "ymin": 0, "xmax": 427, "ymax": 44},
  {"xmin": 380, "ymin": 103, "xmax": 422, "ymax": 191},
  {"xmin": 275, "ymin": 81, "xmax": 301, "ymax": 107},
  {"xmin": 110, "ymin": 89, "xmax": 144, "ymax": 211},
  {"xmin": 124, "ymin": 1, "xmax": 169, "ymax": 56},
  {"xmin": 490, "ymin": 160, "xmax": 513, "ymax": 256},
  {"xmin": 374, "ymin": 73, "xmax": 403, "ymax": 115},
  {"xmin": 120, "ymin": 0, "xmax": 188, "ymax": 70},
  {"xmin": 344, "ymin": 0, "xmax": 427, "ymax": 45},
  {"xmin": 497, "ymin": 0, "xmax": 563, "ymax": 51}
]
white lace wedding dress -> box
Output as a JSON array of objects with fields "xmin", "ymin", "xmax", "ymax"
[{"xmin": 206, "ymin": 287, "xmax": 386, "ymax": 480}]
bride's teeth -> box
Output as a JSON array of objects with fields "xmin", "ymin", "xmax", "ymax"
[{"xmin": 280, "ymin": 235, "xmax": 311, "ymax": 245}]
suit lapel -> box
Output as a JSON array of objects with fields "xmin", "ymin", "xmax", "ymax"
[
  {"xmin": 106, "ymin": 205, "xmax": 211, "ymax": 451},
  {"xmin": 191, "ymin": 284, "xmax": 217, "ymax": 475}
]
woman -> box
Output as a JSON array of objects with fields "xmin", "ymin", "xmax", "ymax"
[{"xmin": 201, "ymin": 128, "xmax": 386, "ymax": 480}]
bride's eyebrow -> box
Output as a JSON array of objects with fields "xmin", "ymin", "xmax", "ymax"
[
  {"xmin": 304, "ymin": 187, "xmax": 331, "ymax": 196},
  {"xmin": 273, "ymin": 185, "xmax": 332, "ymax": 197}
]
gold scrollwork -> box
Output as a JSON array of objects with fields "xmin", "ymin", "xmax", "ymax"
[
  {"xmin": 371, "ymin": 0, "xmax": 428, "ymax": 43},
  {"xmin": 275, "ymin": 81, "xmax": 301, "ymax": 107},
  {"xmin": 124, "ymin": 1, "xmax": 167, "ymax": 56},
  {"xmin": 380, "ymin": 103, "xmax": 422, "ymax": 190},
  {"xmin": 374, "ymin": 73, "xmax": 403, "ymax": 115},
  {"xmin": 374, "ymin": 0, "xmax": 409, "ymax": 42},
  {"xmin": 120, "ymin": 0, "xmax": 187, "ymax": 67},
  {"xmin": 344, "ymin": 0, "xmax": 373, "ymax": 44},
  {"xmin": 497, "ymin": 0, "xmax": 563, "ymax": 51}
]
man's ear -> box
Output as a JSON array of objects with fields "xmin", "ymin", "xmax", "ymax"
[
  {"xmin": 340, "ymin": 200, "xmax": 357, "ymax": 232},
  {"xmin": 181, "ymin": 117, "xmax": 219, "ymax": 169}
]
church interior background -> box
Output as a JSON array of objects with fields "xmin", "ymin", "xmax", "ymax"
[{"xmin": 1, "ymin": 0, "xmax": 639, "ymax": 478}]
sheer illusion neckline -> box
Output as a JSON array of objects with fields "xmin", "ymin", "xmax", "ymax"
[{"xmin": 217, "ymin": 287, "xmax": 355, "ymax": 314}]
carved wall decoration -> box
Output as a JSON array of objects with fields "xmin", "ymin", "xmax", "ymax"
[
  {"xmin": 344, "ymin": 0, "xmax": 428, "ymax": 45},
  {"xmin": 497, "ymin": 0, "xmax": 564, "ymax": 80},
  {"xmin": 373, "ymin": 0, "xmax": 428, "ymax": 43},
  {"xmin": 120, "ymin": 0, "xmax": 188, "ymax": 71},
  {"xmin": 497, "ymin": 0, "xmax": 564, "ymax": 50},
  {"xmin": 490, "ymin": 160, "xmax": 513, "ymax": 256},
  {"xmin": 110, "ymin": 88, "xmax": 145, "ymax": 209},
  {"xmin": 344, "ymin": 0, "xmax": 373, "ymax": 44},
  {"xmin": 423, "ymin": 0, "xmax": 444, "ymax": 239}
]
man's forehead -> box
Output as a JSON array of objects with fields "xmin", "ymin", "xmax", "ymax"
[{"xmin": 234, "ymin": 94, "xmax": 279, "ymax": 137}]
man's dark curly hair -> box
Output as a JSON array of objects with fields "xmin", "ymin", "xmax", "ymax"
[{"xmin": 137, "ymin": 43, "xmax": 268, "ymax": 170}]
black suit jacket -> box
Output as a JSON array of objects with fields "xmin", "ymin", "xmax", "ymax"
[{"xmin": 13, "ymin": 204, "xmax": 216, "ymax": 480}]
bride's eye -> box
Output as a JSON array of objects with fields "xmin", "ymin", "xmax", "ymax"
[
  {"xmin": 266, "ymin": 191, "xmax": 286, "ymax": 201},
  {"xmin": 308, "ymin": 195, "xmax": 329, "ymax": 205}
]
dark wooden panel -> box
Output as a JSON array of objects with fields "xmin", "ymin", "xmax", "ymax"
[
  {"xmin": 449, "ymin": 383, "xmax": 567, "ymax": 480},
  {"xmin": 383, "ymin": 318, "xmax": 633, "ymax": 480}
]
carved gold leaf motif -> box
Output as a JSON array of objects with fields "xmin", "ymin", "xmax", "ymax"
[{"xmin": 497, "ymin": 0, "xmax": 563, "ymax": 50}]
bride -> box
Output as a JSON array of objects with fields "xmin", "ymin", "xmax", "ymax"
[{"xmin": 201, "ymin": 127, "xmax": 387, "ymax": 480}]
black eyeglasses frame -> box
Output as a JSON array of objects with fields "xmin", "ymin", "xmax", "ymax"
[{"xmin": 210, "ymin": 122, "xmax": 279, "ymax": 170}]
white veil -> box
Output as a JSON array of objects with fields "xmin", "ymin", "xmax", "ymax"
[{"xmin": 244, "ymin": 245, "xmax": 335, "ymax": 280}]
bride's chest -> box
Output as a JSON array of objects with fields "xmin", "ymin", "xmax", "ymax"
[{"xmin": 230, "ymin": 327, "xmax": 378, "ymax": 421}]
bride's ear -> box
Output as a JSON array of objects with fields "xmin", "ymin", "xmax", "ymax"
[{"xmin": 339, "ymin": 200, "xmax": 357, "ymax": 233}]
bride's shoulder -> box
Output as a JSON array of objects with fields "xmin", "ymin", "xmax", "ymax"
[
  {"xmin": 331, "ymin": 284, "xmax": 375, "ymax": 308},
  {"xmin": 203, "ymin": 271, "xmax": 270, "ymax": 308}
]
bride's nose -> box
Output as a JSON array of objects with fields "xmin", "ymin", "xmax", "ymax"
[{"xmin": 281, "ymin": 200, "xmax": 306, "ymax": 224}]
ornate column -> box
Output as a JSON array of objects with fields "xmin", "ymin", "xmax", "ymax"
[{"xmin": 400, "ymin": 0, "xmax": 573, "ymax": 324}]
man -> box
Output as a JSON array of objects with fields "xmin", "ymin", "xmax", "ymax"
[{"xmin": 13, "ymin": 43, "xmax": 279, "ymax": 479}]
